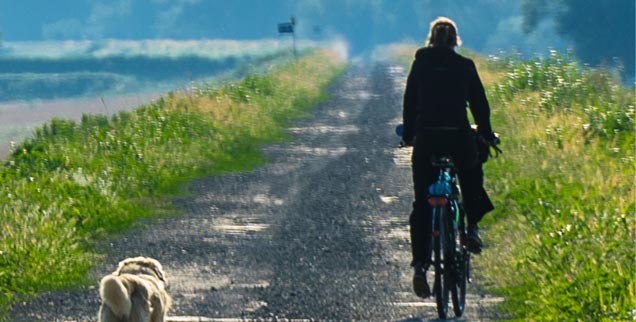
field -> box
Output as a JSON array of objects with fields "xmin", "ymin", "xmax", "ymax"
[
  {"xmin": 0, "ymin": 39, "xmax": 304, "ymax": 101},
  {"xmin": 394, "ymin": 45, "xmax": 634, "ymax": 321},
  {"xmin": 0, "ymin": 49, "xmax": 346, "ymax": 317}
]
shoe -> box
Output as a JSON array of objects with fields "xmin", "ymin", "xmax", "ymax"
[
  {"xmin": 466, "ymin": 224, "xmax": 483, "ymax": 254},
  {"xmin": 412, "ymin": 262, "xmax": 431, "ymax": 298}
]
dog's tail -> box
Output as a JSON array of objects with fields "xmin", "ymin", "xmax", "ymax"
[{"xmin": 100, "ymin": 275, "xmax": 132, "ymax": 318}]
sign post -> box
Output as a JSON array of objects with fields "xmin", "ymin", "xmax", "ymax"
[{"xmin": 277, "ymin": 16, "xmax": 296, "ymax": 57}]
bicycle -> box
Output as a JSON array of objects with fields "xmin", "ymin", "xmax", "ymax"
[
  {"xmin": 396, "ymin": 124, "xmax": 500, "ymax": 319},
  {"xmin": 427, "ymin": 155, "xmax": 469, "ymax": 319}
]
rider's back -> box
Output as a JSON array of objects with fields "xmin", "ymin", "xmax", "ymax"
[{"xmin": 404, "ymin": 46, "xmax": 492, "ymax": 138}]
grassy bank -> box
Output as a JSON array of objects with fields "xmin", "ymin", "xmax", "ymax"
[
  {"xmin": 0, "ymin": 49, "xmax": 346, "ymax": 316},
  {"xmin": 481, "ymin": 51, "xmax": 634, "ymax": 321},
  {"xmin": 391, "ymin": 46, "xmax": 635, "ymax": 320}
]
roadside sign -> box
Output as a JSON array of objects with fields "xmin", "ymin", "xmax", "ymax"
[
  {"xmin": 277, "ymin": 17, "xmax": 297, "ymax": 57},
  {"xmin": 278, "ymin": 23, "xmax": 294, "ymax": 34}
]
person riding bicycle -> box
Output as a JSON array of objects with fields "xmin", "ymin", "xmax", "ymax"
[{"xmin": 400, "ymin": 17, "xmax": 499, "ymax": 298}]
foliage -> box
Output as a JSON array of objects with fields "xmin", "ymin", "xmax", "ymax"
[
  {"xmin": 479, "ymin": 50, "xmax": 635, "ymax": 321},
  {"xmin": 492, "ymin": 50, "xmax": 634, "ymax": 141},
  {"xmin": 0, "ymin": 50, "xmax": 346, "ymax": 317}
]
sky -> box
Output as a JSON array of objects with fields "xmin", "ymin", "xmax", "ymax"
[{"xmin": 0, "ymin": 0, "xmax": 566, "ymax": 57}]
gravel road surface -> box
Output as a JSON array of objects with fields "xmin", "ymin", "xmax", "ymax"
[{"xmin": 10, "ymin": 63, "xmax": 503, "ymax": 321}]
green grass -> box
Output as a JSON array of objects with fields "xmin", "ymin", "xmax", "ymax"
[
  {"xmin": 480, "ymin": 50, "xmax": 635, "ymax": 321},
  {"xmin": 0, "ymin": 49, "xmax": 346, "ymax": 318},
  {"xmin": 390, "ymin": 46, "xmax": 635, "ymax": 321}
]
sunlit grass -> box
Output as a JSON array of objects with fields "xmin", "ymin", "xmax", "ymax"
[
  {"xmin": 462, "ymin": 51, "xmax": 507, "ymax": 87},
  {"xmin": 479, "ymin": 52, "xmax": 635, "ymax": 321},
  {"xmin": 0, "ymin": 49, "xmax": 346, "ymax": 319}
]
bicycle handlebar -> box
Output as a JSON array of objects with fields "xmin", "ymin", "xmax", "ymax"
[{"xmin": 395, "ymin": 124, "xmax": 503, "ymax": 157}]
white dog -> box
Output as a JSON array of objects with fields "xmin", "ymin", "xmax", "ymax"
[{"xmin": 98, "ymin": 257, "xmax": 171, "ymax": 322}]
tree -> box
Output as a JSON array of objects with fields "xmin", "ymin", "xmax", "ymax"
[{"xmin": 521, "ymin": 0, "xmax": 635, "ymax": 78}]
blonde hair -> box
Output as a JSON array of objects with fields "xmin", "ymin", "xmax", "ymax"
[{"xmin": 426, "ymin": 17, "xmax": 462, "ymax": 48}]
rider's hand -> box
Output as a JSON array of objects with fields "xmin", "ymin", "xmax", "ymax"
[
  {"xmin": 485, "ymin": 132, "xmax": 502, "ymax": 156},
  {"xmin": 481, "ymin": 131, "xmax": 500, "ymax": 146},
  {"xmin": 490, "ymin": 133, "xmax": 501, "ymax": 146}
]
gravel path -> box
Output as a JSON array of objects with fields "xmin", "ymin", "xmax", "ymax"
[{"xmin": 9, "ymin": 63, "xmax": 503, "ymax": 321}]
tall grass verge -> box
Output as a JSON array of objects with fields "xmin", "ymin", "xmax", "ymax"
[
  {"xmin": 0, "ymin": 50, "xmax": 346, "ymax": 318},
  {"xmin": 391, "ymin": 46, "xmax": 635, "ymax": 320},
  {"xmin": 481, "ymin": 51, "xmax": 635, "ymax": 321}
]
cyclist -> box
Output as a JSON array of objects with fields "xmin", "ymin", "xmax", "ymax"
[{"xmin": 400, "ymin": 16, "xmax": 498, "ymax": 298}]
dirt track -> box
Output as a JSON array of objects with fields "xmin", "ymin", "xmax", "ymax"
[{"xmin": 9, "ymin": 63, "xmax": 504, "ymax": 321}]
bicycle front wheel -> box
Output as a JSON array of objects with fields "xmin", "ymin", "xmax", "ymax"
[
  {"xmin": 450, "ymin": 236, "xmax": 468, "ymax": 317},
  {"xmin": 450, "ymin": 202, "xmax": 468, "ymax": 317},
  {"xmin": 451, "ymin": 248, "xmax": 468, "ymax": 317}
]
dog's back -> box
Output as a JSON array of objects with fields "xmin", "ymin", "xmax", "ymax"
[
  {"xmin": 98, "ymin": 257, "xmax": 169, "ymax": 322},
  {"xmin": 100, "ymin": 275, "xmax": 131, "ymax": 318},
  {"xmin": 99, "ymin": 274, "xmax": 152, "ymax": 322}
]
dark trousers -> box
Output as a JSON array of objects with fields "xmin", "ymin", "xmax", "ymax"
[{"xmin": 409, "ymin": 129, "xmax": 494, "ymax": 266}]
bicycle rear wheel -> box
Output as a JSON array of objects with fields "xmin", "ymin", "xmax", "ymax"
[{"xmin": 432, "ymin": 206, "xmax": 450, "ymax": 319}]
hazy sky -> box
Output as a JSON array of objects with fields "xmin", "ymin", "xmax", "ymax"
[{"xmin": 0, "ymin": 0, "xmax": 566, "ymax": 56}]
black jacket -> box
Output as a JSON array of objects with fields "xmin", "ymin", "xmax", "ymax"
[{"xmin": 402, "ymin": 47, "xmax": 492, "ymax": 144}]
